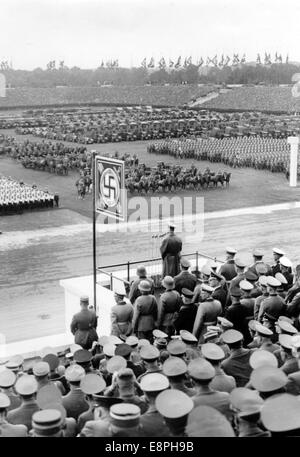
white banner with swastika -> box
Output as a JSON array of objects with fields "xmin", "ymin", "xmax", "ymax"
[{"xmin": 95, "ymin": 155, "xmax": 126, "ymax": 221}]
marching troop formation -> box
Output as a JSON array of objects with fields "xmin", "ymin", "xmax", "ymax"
[
  {"xmin": 148, "ymin": 137, "xmax": 297, "ymax": 176},
  {"xmin": 2, "ymin": 234, "xmax": 300, "ymax": 437},
  {"xmin": 0, "ymin": 176, "xmax": 56, "ymax": 215}
]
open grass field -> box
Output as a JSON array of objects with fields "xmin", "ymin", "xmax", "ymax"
[{"xmin": 1, "ymin": 133, "xmax": 300, "ymax": 344}]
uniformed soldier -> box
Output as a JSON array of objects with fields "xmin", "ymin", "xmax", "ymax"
[
  {"xmin": 173, "ymin": 288, "xmax": 198, "ymax": 334},
  {"xmin": 286, "ymin": 264, "xmax": 300, "ymax": 304},
  {"xmin": 188, "ymin": 358, "xmax": 233, "ymax": 421},
  {"xmin": 0, "ymin": 369, "xmax": 22, "ymax": 411},
  {"xmin": 77, "ymin": 373, "xmax": 107, "ymax": 432},
  {"xmin": 276, "ymin": 272, "xmax": 289, "ymax": 297},
  {"xmin": 62, "ymin": 364, "xmax": 89, "ymax": 420},
  {"xmin": 280, "ymin": 256, "xmax": 294, "ymax": 288},
  {"xmin": 111, "ymin": 283, "xmax": 134, "ymax": 338},
  {"xmin": 160, "ymin": 223, "xmax": 182, "ymax": 278},
  {"xmin": 225, "ymin": 287, "xmax": 249, "ymax": 340},
  {"xmin": 219, "ymin": 247, "xmax": 238, "ymax": 281},
  {"xmin": 277, "ymin": 334, "xmax": 299, "ymax": 375},
  {"xmin": 186, "ymin": 405, "xmax": 235, "ymax": 437},
  {"xmin": 253, "ymin": 322, "xmax": 280, "ymax": 353},
  {"xmin": 247, "ymin": 249, "xmax": 272, "ymax": 277},
  {"xmin": 132, "ymin": 281, "xmax": 158, "ymax": 341},
  {"xmin": 272, "ymin": 248, "xmax": 285, "ymax": 275},
  {"xmin": 193, "ymin": 284, "xmax": 222, "ymax": 342},
  {"xmin": 115, "ymin": 343, "xmax": 145, "ymax": 379},
  {"xmin": 5, "ymin": 355, "xmax": 24, "ymax": 377},
  {"xmin": 109, "ymin": 403, "xmax": 144, "ymax": 437},
  {"xmin": 155, "ymin": 389, "xmax": 194, "ymax": 436},
  {"xmin": 42, "ymin": 353, "xmax": 66, "ymax": 394},
  {"xmin": 107, "ymin": 368, "xmax": 148, "ymax": 414},
  {"xmin": 157, "ymin": 276, "xmax": 182, "ymax": 336},
  {"xmin": 162, "ymin": 356, "xmax": 196, "ymax": 396},
  {"xmin": 139, "ymin": 373, "xmax": 171, "ymax": 436},
  {"xmin": 174, "ymin": 258, "xmax": 197, "ymax": 294},
  {"xmin": 128, "ymin": 265, "xmax": 154, "ymax": 305},
  {"xmin": 201, "ymin": 343, "xmax": 236, "ymax": 393},
  {"xmin": 7, "ymin": 375, "xmax": 39, "ymax": 431},
  {"xmin": 70, "ymin": 296, "xmax": 98, "ymax": 350},
  {"xmin": 229, "ymin": 388, "xmax": 269, "ymax": 437},
  {"xmin": 31, "ymin": 409, "xmax": 64, "ymax": 437},
  {"xmin": 210, "ymin": 271, "xmax": 227, "ymax": 310},
  {"xmin": 221, "ymin": 330, "xmax": 254, "ymax": 387},
  {"xmin": 254, "ymin": 275, "xmax": 269, "ymax": 319},
  {"xmin": 179, "ymin": 330, "xmax": 201, "ymax": 360},
  {"xmin": 79, "ymin": 395, "xmax": 123, "ymax": 437},
  {"xmin": 257, "ymin": 276, "xmax": 287, "ymax": 323},
  {"xmin": 0, "ymin": 393, "xmax": 27, "ymax": 436}
]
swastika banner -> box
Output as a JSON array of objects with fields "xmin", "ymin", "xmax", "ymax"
[{"xmin": 94, "ymin": 155, "xmax": 126, "ymax": 221}]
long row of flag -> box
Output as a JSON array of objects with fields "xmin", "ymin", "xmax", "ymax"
[{"xmin": 139, "ymin": 53, "xmax": 290, "ymax": 69}]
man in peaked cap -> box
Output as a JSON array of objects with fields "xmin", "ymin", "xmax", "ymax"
[
  {"xmin": 277, "ymin": 334, "xmax": 299, "ymax": 375},
  {"xmin": 209, "ymin": 271, "xmax": 227, "ymax": 310},
  {"xmin": 73, "ymin": 349, "xmax": 95, "ymax": 374},
  {"xmin": 80, "ymin": 394, "xmax": 124, "ymax": 437},
  {"xmin": 201, "ymin": 343, "xmax": 236, "ymax": 393},
  {"xmin": 70, "ymin": 295, "xmax": 98, "ymax": 350},
  {"xmin": 229, "ymin": 257, "xmax": 246, "ymax": 290},
  {"xmin": 221, "ymin": 330, "xmax": 254, "ymax": 387},
  {"xmin": 157, "ymin": 276, "xmax": 182, "ymax": 337},
  {"xmin": 174, "ymin": 258, "xmax": 197, "ymax": 294},
  {"xmin": 188, "ymin": 358, "xmax": 233, "ymax": 421},
  {"xmin": 0, "ymin": 369, "xmax": 21, "ymax": 411},
  {"xmin": 7, "ymin": 375, "xmax": 39, "ymax": 431},
  {"xmin": 229, "ymin": 388, "xmax": 268, "ymax": 437},
  {"xmin": 279, "ymin": 257, "xmax": 294, "ymax": 287},
  {"xmin": 225, "ymin": 287, "xmax": 249, "ymax": 341},
  {"xmin": 111, "ymin": 283, "xmax": 134, "ymax": 339},
  {"xmin": 276, "ymin": 272, "xmax": 289, "ymax": 297},
  {"xmin": 174, "ymin": 288, "xmax": 198, "ymax": 334},
  {"xmin": 62, "ymin": 364, "xmax": 89, "ymax": 420},
  {"xmin": 239, "ymin": 281, "xmax": 255, "ymax": 340},
  {"xmin": 137, "ymin": 345, "xmax": 162, "ymax": 382},
  {"xmin": 254, "ymin": 275, "xmax": 269, "ymax": 320},
  {"xmin": 160, "ymin": 223, "xmax": 182, "ymax": 278},
  {"xmin": 115, "ymin": 344, "xmax": 145, "ymax": 379},
  {"xmin": 77, "ymin": 373, "xmax": 107, "ymax": 432},
  {"xmin": 33, "ymin": 361, "xmax": 54, "ymax": 391},
  {"xmin": 261, "ymin": 393, "xmax": 300, "ymax": 436},
  {"xmin": 109, "ymin": 403, "xmax": 144, "ymax": 437},
  {"xmin": 272, "ymin": 248, "xmax": 285, "ymax": 276},
  {"xmin": 0, "ymin": 393, "xmax": 27, "ymax": 436},
  {"xmin": 167, "ymin": 340, "xmax": 187, "ymax": 359},
  {"xmin": 107, "ymin": 368, "xmax": 148, "ymax": 414},
  {"xmin": 218, "ymin": 247, "xmax": 238, "ymax": 282},
  {"xmin": 139, "ymin": 373, "xmax": 171, "ymax": 437},
  {"xmin": 253, "ymin": 322, "xmax": 280, "ymax": 354},
  {"xmin": 244, "ymin": 270, "xmax": 261, "ymax": 299},
  {"xmin": 155, "ymin": 389, "xmax": 194, "ymax": 436},
  {"xmin": 132, "ymin": 281, "xmax": 158, "ymax": 341},
  {"xmin": 129, "ymin": 265, "xmax": 154, "ymax": 305},
  {"xmin": 247, "ymin": 249, "xmax": 272, "ymax": 277},
  {"xmin": 43, "ymin": 354, "xmax": 66, "ymax": 395},
  {"xmin": 179, "ymin": 330, "xmax": 202, "ymax": 360},
  {"xmin": 186, "ymin": 405, "xmax": 235, "ymax": 437},
  {"xmin": 162, "ymin": 357, "xmax": 196, "ymax": 397},
  {"xmin": 193, "ymin": 283, "xmax": 222, "ymax": 342},
  {"xmin": 257, "ymin": 276, "xmax": 287, "ymax": 323}
]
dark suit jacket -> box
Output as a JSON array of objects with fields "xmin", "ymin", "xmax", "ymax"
[{"xmin": 173, "ymin": 304, "xmax": 198, "ymax": 333}]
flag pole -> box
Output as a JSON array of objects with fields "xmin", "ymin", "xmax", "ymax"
[{"xmin": 92, "ymin": 152, "xmax": 97, "ymax": 313}]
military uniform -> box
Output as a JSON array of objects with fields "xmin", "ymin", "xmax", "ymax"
[
  {"xmin": 7, "ymin": 375, "xmax": 39, "ymax": 431},
  {"xmin": 174, "ymin": 270, "xmax": 197, "ymax": 294},
  {"xmin": 193, "ymin": 296, "xmax": 222, "ymax": 342},
  {"xmin": 111, "ymin": 299, "xmax": 134, "ymax": 338},
  {"xmin": 70, "ymin": 297, "xmax": 98, "ymax": 350},
  {"xmin": 219, "ymin": 259, "xmax": 237, "ymax": 282},
  {"xmin": 160, "ymin": 227, "xmax": 182, "ymax": 278},
  {"xmin": 132, "ymin": 288, "xmax": 158, "ymax": 340}
]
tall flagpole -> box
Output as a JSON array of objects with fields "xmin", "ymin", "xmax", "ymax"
[{"xmin": 92, "ymin": 151, "xmax": 97, "ymax": 313}]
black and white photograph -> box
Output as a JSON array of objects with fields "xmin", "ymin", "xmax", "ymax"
[{"xmin": 1, "ymin": 0, "xmax": 300, "ymax": 442}]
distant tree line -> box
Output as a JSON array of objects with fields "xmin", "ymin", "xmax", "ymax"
[{"xmin": 1, "ymin": 63, "xmax": 300, "ymax": 88}]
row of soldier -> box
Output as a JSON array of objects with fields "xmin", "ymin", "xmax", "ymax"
[
  {"xmin": 148, "ymin": 136, "xmax": 293, "ymax": 175},
  {"xmin": 0, "ymin": 176, "xmax": 57, "ymax": 215}
]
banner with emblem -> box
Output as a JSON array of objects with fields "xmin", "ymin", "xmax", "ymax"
[{"xmin": 94, "ymin": 155, "xmax": 126, "ymax": 221}]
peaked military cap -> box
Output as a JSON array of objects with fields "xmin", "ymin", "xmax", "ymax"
[
  {"xmin": 0, "ymin": 369, "xmax": 16, "ymax": 388},
  {"xmin": 155, "ymin": 389, "xmax": 193, "ymax": 419},
  {"xmin": 217, "ymin": 316, "xmax": 234, "ymax": 328},
  {"xmin": 226, "ymin": 247, "xmax": 237, "ymax": 255},
  {"xmin": 230, "ymin": 287, "xmax": 242, "ymax": 298},
  {"xmin": 244, "ymin": 270, "xmax": 258, "ymax": 282},
  {"xmin": 250, "ymin": 366, "xmax": 288, "ymax": 392},
  {"xmin": 201, "ymin": 343, "xmax": 225, "ymax": 361},
  {"xmin": 0, "ymin": 393, "xmax": 10, "ymax": 409},
  {"xmin": 180, "ymin": 258, "xmax": 191, "ymax": 268},
  {"xmin": 33, "ymin": 362, "xmax": 50, "ymax": 377},
  {"xmin": 106, "ymin": 356, "xmax": 127, "ymax": 374},
  {"xmin": 201, "ymin": 283, "xmax": 214, "ymax": 293},
  {"xmin": 278, "ymin": 320, "xmax": 298, "ymax": 335},
  {"xmin": 115, "ymin": 344, "xmax": 133, "ymax": 358},
  {"xmin": 80, "ymin": 373, "xmax": 106, "ymax": 394},
  {"xmin": 279, "ymin": 256, "xmax": 293, "ymax": 268},
  {"xmin": 15, "ymin": 375, "xmax": 38, "ymax": 396},
  {"xmin": 181, "ymin": 288, "xmax": 194, "ymax": 298},
  {"xmin": 139, "ymin": 373, "xmax": 169, "ymax": 392},
  {"xmin": 221, "ymin": 329, "xmax": 243, "ymax": 344},
  {"xmin": 261, "ymin": 394, "xmax": 300, "ymax": 432},
  {"xmin": 186, "ymin": 405, "xmax": 235, "ymax": 437},
  {"xmin": 273, "ymin": 248, "xmax": 285, "ymax": 256},
  {"xmin": 167, "ymin": 340, "xmax": 186, "ymax": 356},
  {"xmin": 180, "ymin": 330, "xmax": 198, "ymax": 343},
  {"xmin": 42, "ymin": 354, "xmax": 59, "ymax": 372},
  {"xmin": 249, "ymin": 350, "xmax": 278, "ymax": 369},
  {"xmin": 140, "ymin": 345, "xmax": 160, "ymax": 361},
  {"xmin": 239, "ymin": 280, "xmax": 254, "ymax": 291},
  {"xmin": 153, "ymin": 329, "xmax": 168, "ymax": 339},
  {"xmin": 188, "ymin": 358, "xmax": 215, "ymax": 380},
  {"xmin": 162, "ymin": 356, "xmax": 187, "ymax": 377}
]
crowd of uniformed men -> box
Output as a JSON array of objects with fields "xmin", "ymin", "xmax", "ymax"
[
  {"xmin": 0, "ymin": 176, "xmax": 56, "ymax": 215},
  {"xmin": 2, "ymin": 225, "xmax": 300, "ymax": 437},
  {"xmin": 148, "ymin": 137, "xmax": 295, "ymax": 176}
]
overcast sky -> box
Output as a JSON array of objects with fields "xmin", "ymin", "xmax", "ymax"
[{"xmin": 1, "ymin": 0, "xmax": 300, "ymax": 69}]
